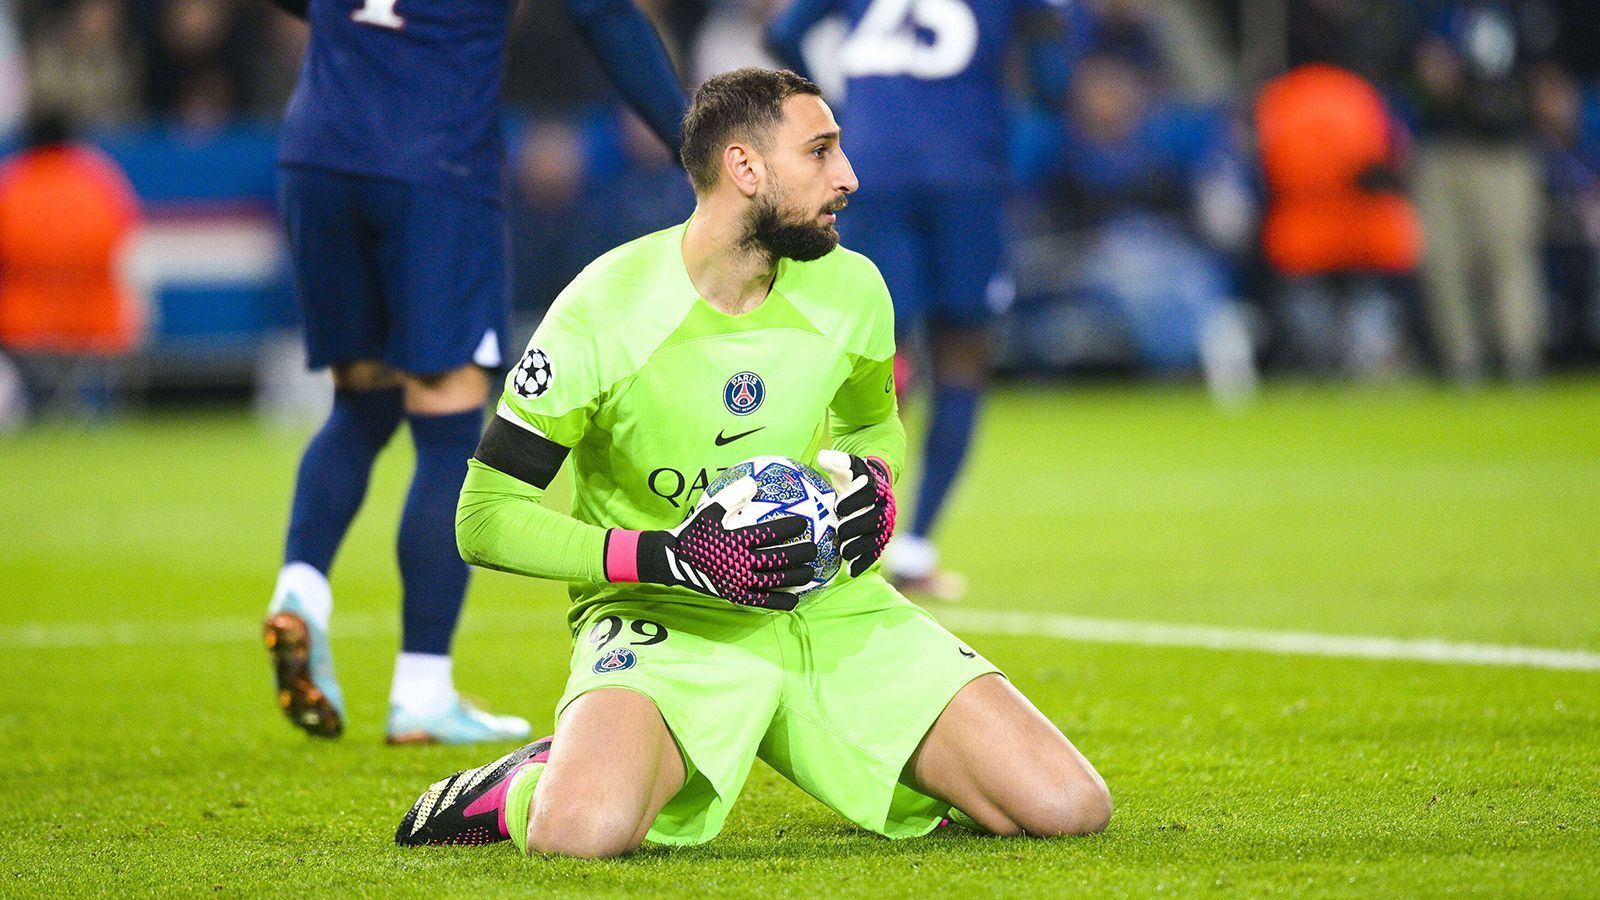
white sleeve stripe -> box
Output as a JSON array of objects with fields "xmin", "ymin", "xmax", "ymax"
[{"xmin": 496, "ymin": 402, "xmax": 550, "ymax": 438}]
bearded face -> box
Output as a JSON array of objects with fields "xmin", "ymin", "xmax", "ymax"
[{"xmin": 740, "ymin": 173, "xmax": 848, "ymax": 263}]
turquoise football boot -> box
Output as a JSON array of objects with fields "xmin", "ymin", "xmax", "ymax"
[
  {"xmin": 386, "ymin": 698, "xmax": 532, "ymax": 746},
  {"xmin": 263, "ymin": 593, "xmax": 345, "ymax": 738}
]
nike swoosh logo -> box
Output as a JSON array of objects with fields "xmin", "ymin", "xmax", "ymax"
[
  {"xmin": 715, "ymin": 426, "xmax": 765, "ymax": 446},
  {"xmin": 958, "ymin": 647, "xmax": 976, "ymax": 659}
]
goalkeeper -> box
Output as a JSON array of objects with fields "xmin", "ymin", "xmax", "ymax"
[{"xmin": 395, "ymin": 68, "xmax": 1110, "ymax": 857}]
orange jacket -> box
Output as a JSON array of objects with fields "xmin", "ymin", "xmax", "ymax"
[
  {"xmin": 1256, "ymin": 65, "xmax": 1422, "ymax": 275},
  {"xmin": 0, "ymin": 144, "xmax": 142, "ymax": 354}
]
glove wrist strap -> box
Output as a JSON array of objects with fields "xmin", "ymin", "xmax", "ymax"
[
  {"xmin": 603, "ymin": 529, "xmax": 644, "ymax": 583},
  {"xmin": 865, "ymin": 456, "xmax": 892, "ymax": 486}
]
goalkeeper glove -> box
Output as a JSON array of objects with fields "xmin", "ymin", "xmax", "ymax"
[
  {"xmin": 603, "ymin": 476, "xmax": 818, "ymax": 611},
  {"xmin": 817, "ymin": 450, "xmax": 896, "ymax": 577}
]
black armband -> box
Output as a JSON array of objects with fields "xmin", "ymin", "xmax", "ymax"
[{"xmin": 474, "ymin": 415, "xmax": 570, "ymax": 489}]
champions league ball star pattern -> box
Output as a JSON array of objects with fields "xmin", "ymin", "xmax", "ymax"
[
  {"xmin": 700, "ymin": 456, "xmax": 842, "ymax": 596},
  {"xmin": 512, "ymin": 348, "xmax": 553, "ymax": 399}
]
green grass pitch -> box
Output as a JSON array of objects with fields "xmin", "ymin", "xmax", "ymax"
[{"xmin": 2, "ymin": 381, "xmax": 1597, "ymax": 896}]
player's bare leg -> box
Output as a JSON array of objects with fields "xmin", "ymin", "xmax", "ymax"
[
  {"xmin": 333, "ymin": 359, "xmax": 405, "ymax": 393},
  {"xmin": 401, "ymin": 362, "xmax": 490, "ymax": 415},
  {"xmin": 905, "ymin": 673, "xmax": 1110, "ymax": 836},
  {"xmin": 887, "ymin": 327, "xmax": 990, "ymax": 602},
  {"xmin": 928, "ymin": 327, "xmax": 990, "ymax": 386},
  {"xmin": 524, "ymin": 688, "xmax": 686, "ymax": 858},
  {"xmin": 265, "ymin": 359, "xmax": 404, "ymax": 738}
]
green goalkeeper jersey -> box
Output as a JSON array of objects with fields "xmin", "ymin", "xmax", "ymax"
[{"xmin": 479, "ymin": 220, "xmax": 905, "ymax": 624}]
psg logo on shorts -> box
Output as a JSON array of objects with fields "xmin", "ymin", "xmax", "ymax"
[
  {"xmin": 593, "ymin": 647, "xmax": 637, "ymax": 674},
  {"xmin": 512, "ymin": 347, "xmax": 553, "ymax": 399},
  {"xmin": 723, "ymin": 372, "xmax": 764, "ymax": 416}
]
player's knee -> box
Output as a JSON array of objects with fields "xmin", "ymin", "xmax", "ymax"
[
  {"xmin": 524, "ymin": 799, "xmax": 646, "ymax": 859},
  {"xmin": 928, "ymin": 329, "xmax": 992, "ymax": 385},
  {"xmin": 331, "ymin": 360, "xmax": 400, "ymax": 392},
  {"xmin": 1015, "ymin": 773, "xmax": 1112, "ymax": 837},
  {"xmin": 403, "ymin": 365, "xmax": 489, "ymax": 414}
]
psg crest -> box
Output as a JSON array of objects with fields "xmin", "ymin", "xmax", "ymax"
[
  {"xmin": 512, "ymin": 347, "xmax": 554, "ymax": 399},
  {"xmin": 723, "ymin": 371, "xmax": 764, "ymax": 416},
  {"xmin": 593, "ymin": 647, "xmax": 637, "ymax": 674}
]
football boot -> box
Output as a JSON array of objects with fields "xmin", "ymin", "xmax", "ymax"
[
  {"xmin": 263, "ymin": 594, "xmax": 344, "ymax": 738},
  {"xmin": 395, "ymin": 736, "xmax": 552, "ymax": 846},
  {"xmin": 386, "ymin": 698, "xmax": 533, "ymax": 745}
]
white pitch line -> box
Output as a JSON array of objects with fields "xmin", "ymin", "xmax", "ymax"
[
  {"xmin": 933, "ymin": 608, "xmax": 1600, "ymax": 672},
  {"xmin": 3, "ymin": 607, "xmax": 1598, "ymax": 672}
]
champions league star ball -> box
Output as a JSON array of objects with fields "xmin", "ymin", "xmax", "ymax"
[
  {"xmin": 511, "ymin": 347, "xmax": 553, "ymax": 399},
  {"xmin": 698, "ymin": 456, "xmax": 842, "ymax": 597}
]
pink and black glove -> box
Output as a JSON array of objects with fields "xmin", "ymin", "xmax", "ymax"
[
  {"xmin": 603, "ymin": 477, "xmax": 818, "ymax": 611},
  {"xmin": 817, "ymin": 450, "xmax": 896, "ymax": 577}
]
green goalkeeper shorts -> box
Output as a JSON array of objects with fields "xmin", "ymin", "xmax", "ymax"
[{"xmin": 554, "ymin": 573, "xmax": 1001, "ymax": 845}]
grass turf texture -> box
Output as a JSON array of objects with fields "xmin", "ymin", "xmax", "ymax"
[{"xmin": 2, "ymin": 381, "xmax": 1597, "ymax": 896}]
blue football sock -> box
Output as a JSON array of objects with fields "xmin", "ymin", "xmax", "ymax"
[
  {"xmin": 284, "ymin": 387, "xmax": 404, "ymax": 574},
  {"xmin": 910, "ymin": 384, "xmax": 982, "ymax": 539},
  {"xmin": 397, "ymin": 408, "xmax": 482, "ymax": 656}
]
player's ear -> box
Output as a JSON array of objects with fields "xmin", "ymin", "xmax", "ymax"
[{"xmin": 722, "ymin": 142, "xmax": 762, "ymax": 198}]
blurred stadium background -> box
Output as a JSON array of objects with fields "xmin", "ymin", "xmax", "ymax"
[
  {"xmin": 3, "ymin": 0, "xmax": 1600, "ymax": 414},
  {"xmin": 3, "ymin": 0, "xmax": 1599, "ymax": 894}
]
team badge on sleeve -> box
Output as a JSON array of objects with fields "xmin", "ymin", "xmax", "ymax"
[
  {"xmin": 512, "ymin": 347, "xmax": 554, "ymax": 399},
  {"xmin": 723, "ymin": 371, "xmax": 765, "ymax": 416}
]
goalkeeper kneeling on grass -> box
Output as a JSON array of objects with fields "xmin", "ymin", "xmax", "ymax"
[{"xmin": 395, "ymin": 67, "xmax": 1110, "ymax": 857}]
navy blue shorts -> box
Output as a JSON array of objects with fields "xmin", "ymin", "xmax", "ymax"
[
  {"xmin": 839, "ymin": 186, "xmax": 1014, "ymax": 335},
  {"xmin": 278, "ymin": 165, "xmax": 510, "ymax": 375}
]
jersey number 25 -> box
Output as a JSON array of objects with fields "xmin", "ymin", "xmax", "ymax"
[
  {"xmin": 839, "ymin": 0, "xmax": 979, "ymax": 80},
  {"xmin": 352, "ymin": 0, "xmax": 405, "ymax": 29}
]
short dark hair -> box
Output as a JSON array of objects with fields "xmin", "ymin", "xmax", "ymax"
[{"xmin": 680, "ymin": 67, "xmax": 822, "ymax": 194}]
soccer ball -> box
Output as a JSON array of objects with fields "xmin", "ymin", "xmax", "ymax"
[{"xmin": 698, "ymin": 456, "xmax": 842, "ymax": 597}]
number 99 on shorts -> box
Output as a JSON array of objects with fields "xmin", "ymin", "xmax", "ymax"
[{"xmin": 586, "ymin": 615, "xmax": 669, "ymax": 674}]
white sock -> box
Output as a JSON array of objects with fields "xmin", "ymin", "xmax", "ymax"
[
  {"xmin": 270, "ymin": 562, "xmax": 332, "ymax": 631},
  {"xmin": 885, "ymin": 534, "xmax": 937, "ymax": 580},
  {"xmin": 390, "ymin": 652, "xmax": 457, "ymax": 717}
]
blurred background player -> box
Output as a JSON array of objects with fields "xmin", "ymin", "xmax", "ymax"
[
  {"xmin": 260, "ymin": 0, "xmax": 688, "ymax": 744},
  {"xmin": 1409, "ymin": 1, "xmax": 1544, "ymax": 385},
  {"xmin": 767, "ymin": 0, "xmax": 1069, "ymax": 600}
]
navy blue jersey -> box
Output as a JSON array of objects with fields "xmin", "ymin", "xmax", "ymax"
[
  {"xmin": 771, "ymin": 0, "xmax": 1061, "ymax": 189},
  {"xmin": 279, "ymin": 0, "xmax": 513, "ymax": 202}
]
